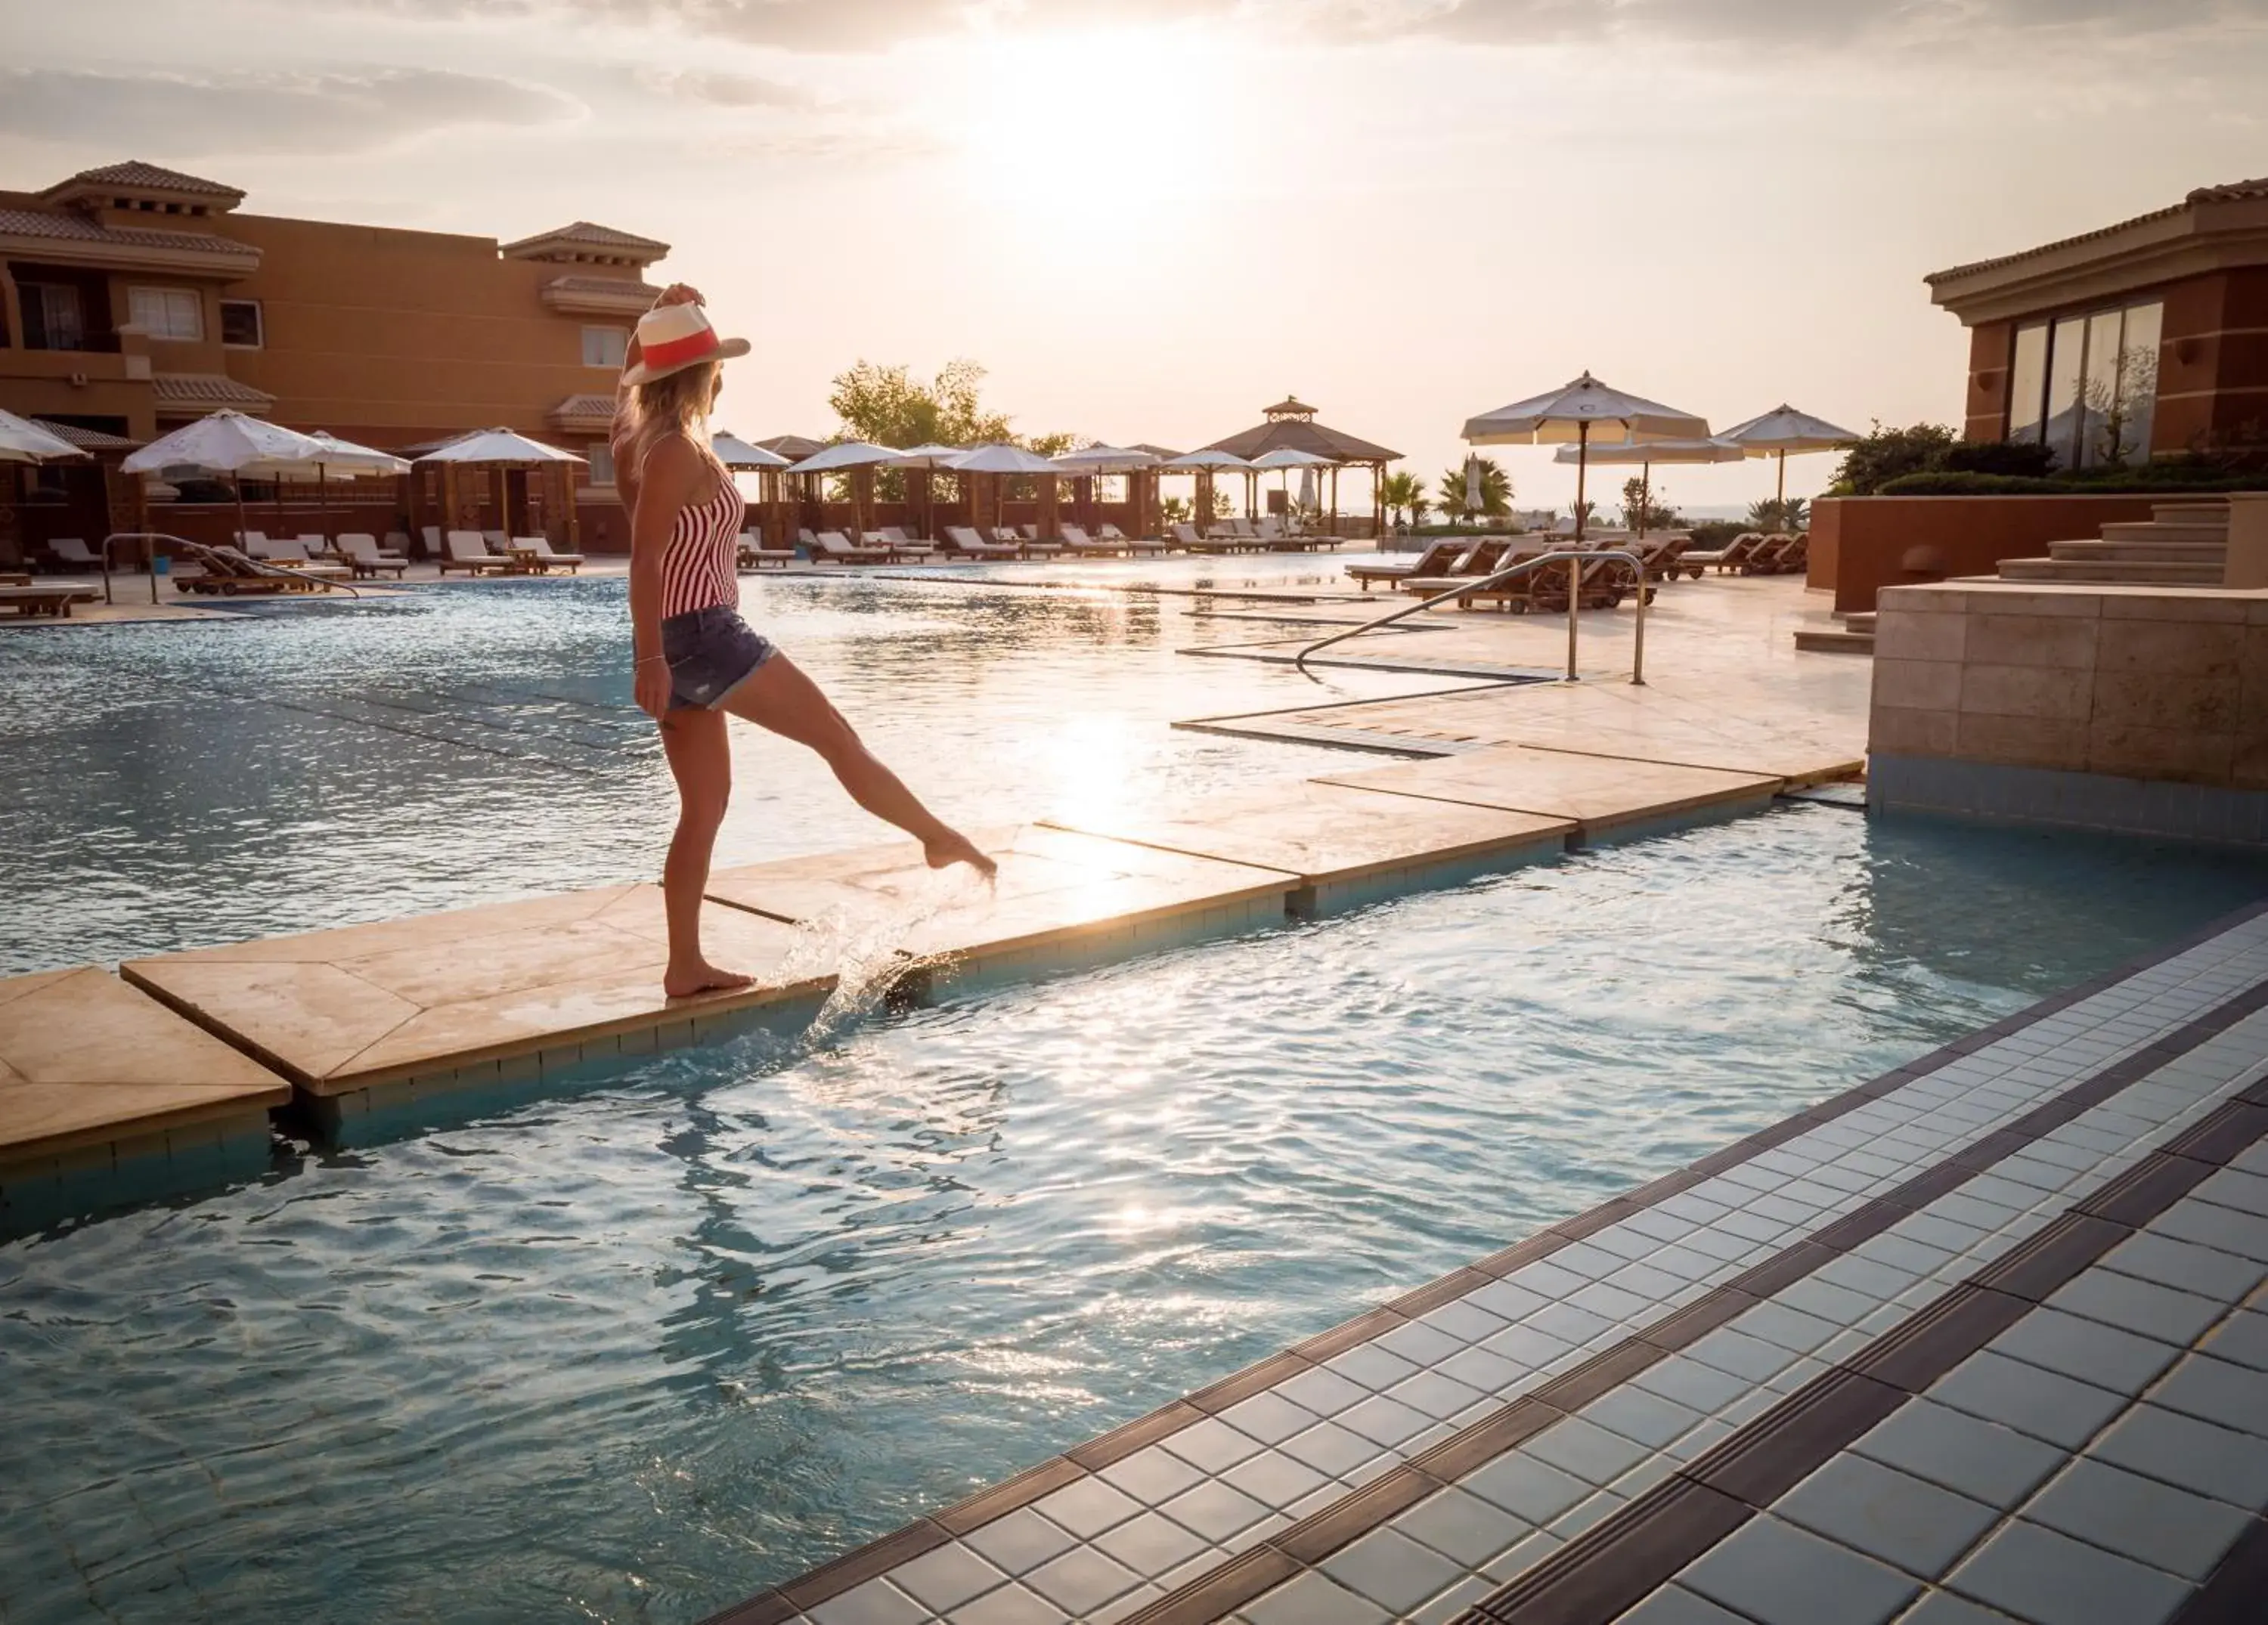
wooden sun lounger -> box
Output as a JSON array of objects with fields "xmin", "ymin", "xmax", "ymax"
[
  {"xmin": 1094, "ymin": 523, "xmax": 1163, "ymax": 556},
  {"xmin": 516, "ymin": 535, "xmax": 586, "ymax": 573},
  {"xmin": 995, "ymin": 526, "xmax": 1063, "ymax": 558},
  {"xmin": 1176, "ymin": 522, "xmax": 1241, "ymax": 555},
  {"xmin": 737, "ymin": 530, "xmax": 794, "ymax": 570},
  {"xmin": 1687, "ymin": 531, "xmax": 1766, "ymax": 573},
  {"xmin": 1346, "ymin": 540, "xmax": 1469, "ymax": 591},
  {"xmin": 941, "ymin": 525, "xmax": 1020, "ymax": 559},
  {"xmin": 175, "ymin": 546, "xmax": 315, "ymax": 596},
  {"xmin": 337, "ymin": 533, "xmax": 408, "ymax": 578},
  {"xmin": 439, "ymin": 531, "xmax": 512, "ymax": 574},
  {"xmin": 1398, "ymin": 539, "xmax": 1515, "ymax": 599},
  {"xmin": 43, "ymin": 537, "xmax": 99, "ymax": 572},
  {"xmin": 0, "ymin": 584, "xmax": 87, "ymax": 618},
  {"xmin": 811, "ymin": 530, "xmax": 891, "ymax": 564},
  {"xmin": 1060, "ymin": 525, "xmax": 1126, "ymax": 557}
]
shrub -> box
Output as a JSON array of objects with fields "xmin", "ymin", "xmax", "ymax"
[
  {"xmin": 1873, "ymin": 469, "xmax": 2264, "ymax": 496},
  {"xmin": 1687, "ymin": 519, "xmax": 1748, "ymax": 549},
  {"xmin": 1833, "ymin": 422, "xmax": 1959, "ymax": 494},
  {"xmin": 1936, "ymin": 440, "xmax": 2058, "ymax": 478}
]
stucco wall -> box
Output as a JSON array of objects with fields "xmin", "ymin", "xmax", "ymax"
[{"xmin": 1811, "ymin": 494, "xmax": 2164, "ymax": 613}]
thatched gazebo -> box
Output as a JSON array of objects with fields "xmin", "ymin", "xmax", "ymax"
[{"xmin": 1200, "ymin": 396, "xmax": 1401, "ymax": 537}]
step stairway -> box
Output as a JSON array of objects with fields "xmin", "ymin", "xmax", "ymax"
[
  {"xmin": 1794, "ymin": 610, "xmax": 1874, "ymax": 655},
  {"xmin": 1995, "ymin": 500, "xmax": 2229, "ymax": 587}
]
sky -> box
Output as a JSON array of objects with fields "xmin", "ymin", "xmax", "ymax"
[{"xmin": 4, "ymin": 0, "xmax": 2266, "ymax": 510}]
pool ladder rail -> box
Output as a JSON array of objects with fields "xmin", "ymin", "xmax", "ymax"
[
  {"xmin": 1295, "ymin": 546, "xmax": 1648, "ymax": 685},
  {"xmin": 98, "ymin": 532, "xmax": 362, "ymax": 603}
]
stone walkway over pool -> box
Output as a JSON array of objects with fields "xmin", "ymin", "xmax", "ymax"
[{"xmin": 703, "ymin": 900, "xmax": 2268, "ymax": 1625}]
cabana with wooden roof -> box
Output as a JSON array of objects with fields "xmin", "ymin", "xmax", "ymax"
[{"xmin": 1198, "ymin": 396, "xmax": 1401, "ymax": 537}]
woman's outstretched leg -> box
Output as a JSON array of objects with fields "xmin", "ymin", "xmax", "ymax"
[
  {"xmin": 720, "ymin": 655, "xmax": 996, "ymax": 876},
  {"xmin": 658, "ymin": 707, "xmax": 754, "ymax": 997}
]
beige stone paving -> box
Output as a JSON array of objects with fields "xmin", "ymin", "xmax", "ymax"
[
  {"xmin": 122, "ymin": 885, "xmax": 821, "ymax": 1096},
  {"xmin": 0, "ymin": 967, "xmax": 292, "ymax": 1158},
  {"xmin": 1319, "ymin": 744, "xmax": 1782, "ymax": 831},
  {"xmin": 1040, "ymin": 781, "xmax": 1572, "ymax": 884},
  {"xmin": 705, "ymin": 824, "xmax": 1297, "ymax": 966}
]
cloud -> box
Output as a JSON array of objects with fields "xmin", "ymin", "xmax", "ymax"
[
  {"xmin": 632, "ymin": 67, "xmax": 818, "ymax": 107},
  {"xmin": 1318, "ymin": 0, "xmax": 2259, "ymax": 46},
  {"xmin": 0, "ymin": 67, "xmax": 580, "ymax": 156}
]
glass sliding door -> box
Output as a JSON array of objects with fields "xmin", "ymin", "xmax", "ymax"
[
  {"xmin": 2111, "ymin": 302, "xmax": 2161, "ymax": 465},
  {"xmin": 2006, "ymin": 323, "xmax": 2048, "ymax": 443},
  {"xmin": 2044, "ymin": 315, "xmax": 2089, "ymax": 468}
]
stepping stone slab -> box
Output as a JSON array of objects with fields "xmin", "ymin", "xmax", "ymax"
[
  {"xmin": 1318, "ymin": 744, "xmax": 1781, "ymax": 835},
  {"xmin": 705, "ymin": 825, "xmax": 1296, "ymax": 969},
  {"xmin": 0, "ymin": 966, "xmax": 291, "ymax": 1160},
  {"xmin": 122, "ymin": 884, "xmax": 822, "ymax": 1094},
  {"xmin": 1040, "ymin": 780, "xmax": 1572, "ymax": 888}
]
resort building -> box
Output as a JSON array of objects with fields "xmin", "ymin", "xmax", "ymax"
[
  {"xmin": 1929, "ymin": 176, "xmax": 2268, "ymax": 466},
  {"xmin": 0, "ymin": 159, "xmax": 661, "ymax": 547}
]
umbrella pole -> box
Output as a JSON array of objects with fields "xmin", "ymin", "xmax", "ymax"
[
  {"xmin": 234, "ymin": 473, "xmax": 250, "ymax": 551},
  {"xmin": 1776, "ymin": 448, "xmax": 1787, "ymax": 511},
  {"xmin": 1637, "ymin": 457, "xmax": 1650, "ymax": 541},
  {"xmin": 1568, "ymin": 422, "xmax": 1591, "ymax": 682}
]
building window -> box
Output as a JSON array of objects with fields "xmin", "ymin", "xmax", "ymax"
[
  {"xmin": 581, "ymin": 326, "xmax": 628, "ymax": 369},
  {"xmin": 129, "ymin": 286, "xmax": 203, "ymax": 342},
  {"xmin": 220, "ymin": 299, "xmax": 263, "ymax": 348},
  {"xmin": 20, "ymin": 283, "xmax": 85, "ymax": 351},
  {"xmin": 586, "ymin": 441, "xmax": 616, "ymax": 487},
  {"xmin": 2006, "ymin": 299, "xmax": 2161, "ymax": 468}
]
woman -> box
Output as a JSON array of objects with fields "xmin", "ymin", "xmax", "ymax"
[{"xmin": 618, "ymin": 284, "xmax": 993, "ymax": 998}]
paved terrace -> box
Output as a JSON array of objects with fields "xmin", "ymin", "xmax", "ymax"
[{"xmin": 707, "ymin": 902, "xmax": 2268, "ymax": 1625}]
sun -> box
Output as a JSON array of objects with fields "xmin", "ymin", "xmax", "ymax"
[{"xmin": 950, "ymin": 29, "xmax": 1241, "ymax": 200}]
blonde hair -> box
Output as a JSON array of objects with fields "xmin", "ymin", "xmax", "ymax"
[{"xmin": 614, "ymin": 358, "xmax": 720, "ymax": 478}]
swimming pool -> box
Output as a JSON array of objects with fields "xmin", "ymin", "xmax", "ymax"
[
  {"xmin": 5, "ymin": 789, "xmax": 2267, "ymax": 1623},
  {"xmin": 0, "ymin": 569, "xmax": 1473, "ymax": 976}
]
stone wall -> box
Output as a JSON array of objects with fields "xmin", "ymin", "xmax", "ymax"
[{"xmin": 1869, "ymin": 580, "xmax": 2268, "ymax": 843}]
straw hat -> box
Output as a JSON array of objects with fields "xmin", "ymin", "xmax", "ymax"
[{"xmin": 622, "ymin": 303, "xmax": 751, "ymax": 386}]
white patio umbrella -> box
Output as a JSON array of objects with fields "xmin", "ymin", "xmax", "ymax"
[
  {"xmin": 417, "ymin": 428, "xmax": 584, "ymax": 545},
  {"xmin": 1053, "ymin": 444, "xmax": 1160, "ymax": 474},
  {"xmin": 888, "ymin": 445, "xmax": 965, "ymax": 537},
  {"xmin": 122, "ymin": 410, "xmax": 331, "ymax": 548},
  {"xmin": 712, "ymin": 431, "xmax": 791, "ymax": 470},
  {"xmin": 951, "ymin": 444, "xmax": 1066, "ymax": 537},
  {"xmin": 1464, "ymin": 373, "xmax": 1709, "ymax": 543},
  {"xmin": 1249, "ymin": 446, "xmax": 1332, "ymax": 522},
  {"xmin": 787, "ymin": 442, "xmax": 903, "ymax": 537},
  {"xmin": 0, "ymin": 407, "xmax": 88, "ymax": 466},
  {"xmin": 1553, "ymin": 436, "xmax": 1746, "ymax": 537},
  {"xmin": 1719, "ymin": 404, "xmax": 1862, "ymax": 507},
  {"xmin": 1157, "ymin": 449, "xmax": 1253, "ymax": 531},
  {"xmin": 243, "ymin": 430, "xmax": 411, "ymax": 543}
]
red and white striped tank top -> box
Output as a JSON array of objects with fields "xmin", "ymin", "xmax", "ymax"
[{"xmin": 657, "ymin": 453, "xmax": 742, "ymax": 619}]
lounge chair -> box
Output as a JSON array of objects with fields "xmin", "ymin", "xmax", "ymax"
[
  {"xmin": 1399, "ymin": 539, "xmax": 1514, "ymax": 599},
  {"xmin": 1687, "ymin": 531, "xmax": 1767, "ymax": 574},
  {"xmin": 261, "ymin": 536, "xmax": 314, "ymax": 563},
  {"xmin": 337, "ymin": 533, "xmax": 408, "ymax": 578},
  {"xmin": 44, "ymin": 537, "xmax": 100, "ymax": 572},
  {"xmin": 1346, "ymin": 540, "xmax": 1469, "ymax": 591},
  {"xmin": 176, "ymin": 545, "xmax": 315, "ymax": 596},
  {"xmin": 810, "ymin": 530, "xmax": 891, "ymax": 564},
  {"xmin": 1173, "ymin": 522, "xmax": 1238, "ymax": 555},
  {"xmin": 481, "ymin": 530, "xmax": 510, "ymax": 555},
  {"xmin": 0, "ymin": 583, "xmax": 87, "ymax": 618},
  {"xmin": 1255, "ymin": 515, "xmax": 1309, "ymax": 552},
  {"xmin": 1741, "ymin": 532, "xmax": 1807, "ymax": 575},
  {"xmin": 1016, "ymin": 525, "xmax": 1040, "ymax": 542},
  {"xmin": 737, "ymin": 530, "xmax": 794, "ymax": 570},
  {"xmin": 421, "ymin": 525, "xmax": 444, "ymax": 558},
  {"xmin": 1096, "ymin": 523, "xmax": 1165, "ymax": 556},
  {"xmin": 517, "ymin": 535, "xmax": 586, "ymax": 573},
  {"xmin": 996, "ymin": 526, "xmax": 1064, "ymax": 558},
  {"xmin": 1060, "ymin": 525, "xmax": 1126, "ymax": 557},
  {"xmin": 863, "ymin": 529, "xmax": 935, "ymax": 562},
  {"xmin": 943, "ymin": 525, "xmax": 1021, "ymax": 559},
  {"xmin": 439, "ymin": 531, "xmax": 510, "ymax": 574}
]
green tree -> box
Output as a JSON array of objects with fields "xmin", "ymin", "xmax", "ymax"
[
  {"xmin": 1831, "ymin": 422, "xmax": 1957, "ymax": 495},
  {"xmin": 1745, "ymin": 496, "xmax": 1812, "ymax": 531},
  {"xmin": 1380, "ymin": 469, "xmax": 1427, "ymax": 530},
  {"xmin": 1620, "ymin": 477, "xmax": 1680, "ymax": 532},
  {"xmin": 1436, "ymin": 458, "xmax": 1511, "ymax": 527},
  {"xmin": 826, "ymin": 358, "xmax": 1074, "ymax": 500}
]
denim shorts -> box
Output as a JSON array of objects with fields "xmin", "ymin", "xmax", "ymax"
[{"xmin": 660, "ymin": 605, "xmax": 776, "ymax": 710}]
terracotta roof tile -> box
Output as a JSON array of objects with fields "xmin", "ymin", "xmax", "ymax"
[
  {"xmin": 1927, "ymin": 175, "xmax": 2268, "ymax": 285},
  {"xmin": 151, "ymin": 373, "xmax": 276, "ymax": 411},
  {"xmin": 0, "ymin": 208, "xmax": 254, "ymax": 258},
  {"xmin": 31, "ymin": 419, "xmax": 142, "ymax": 452},
  {"xmin": 64, "ymin": 161, "xmax": 241, "ymax": 199},
  {"xmin": 545, "ymin": 275, "xmax": 661, "ymax": 298},
  {"xmin": 502, "ymin": 220, "xmax": 669, "ymax": 257}
]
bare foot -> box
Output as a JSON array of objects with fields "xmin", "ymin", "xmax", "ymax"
[
  {"xmin": 925, "ymin": 828, "xmax": 998, "ymax": 880},
  {"xmin": 665, "ymin": 960, "xmax": 754, "ymax": 999}
]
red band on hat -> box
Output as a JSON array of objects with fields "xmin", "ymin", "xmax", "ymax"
[{"xmin": 640, "ymin": 327, "xmax": 721, "ymax": 370}]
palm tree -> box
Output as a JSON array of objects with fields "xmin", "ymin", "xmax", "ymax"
[
  {"xmin": 1438, "ymin": 458, "xmax": 1514, "ymax": 528},
  {"xmin": 1380, "ymin": 471, "xmax": 1426, "ymax": 531},
  {"xmin": 1746, "ymin": 497, "xmax": 1784, "ymax": 530},
  {"xmin": 1436, "ymin": 469, "xmax": 1473, "ymax": 527},
  {"xmin": 1780, "ymin": 496, "xmax": 1810, "ymax": 531}
]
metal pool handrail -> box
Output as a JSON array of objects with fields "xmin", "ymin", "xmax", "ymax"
[
  {"xmin": 100, "ymin": 532, "xmax": 361, "ymax": 605},
  {"xmin": 1294, "ymin": 547, "xmax": 1648, "ymax": 684}
]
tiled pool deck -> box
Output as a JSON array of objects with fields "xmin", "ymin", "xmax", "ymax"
[{"xmin": 704, "ymin": 901, "xmax": 2268, "ymax": 1625}]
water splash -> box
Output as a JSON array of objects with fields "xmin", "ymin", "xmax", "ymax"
[{"xmin": 780, "ymin": 860, "xmax": 999, "ymax": 1046}]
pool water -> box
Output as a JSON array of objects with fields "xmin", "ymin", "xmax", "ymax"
[
  {"xmin": 5, "ymin": 797, "xmax": 2267, "ymax": 1624},
  {"xmin": 0, "ymin": 571, "xmax": 1470, "ymax": 976}
]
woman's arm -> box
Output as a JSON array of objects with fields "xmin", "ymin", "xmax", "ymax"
[{"xmin": 629, "ymin": 433, "xmax": 705, "ymax": 719}]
